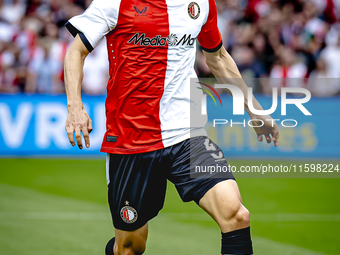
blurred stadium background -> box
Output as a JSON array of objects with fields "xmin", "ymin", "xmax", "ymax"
[{"xmin": 0, "ymin": 0, "xmax": 339, "ymax": 254}]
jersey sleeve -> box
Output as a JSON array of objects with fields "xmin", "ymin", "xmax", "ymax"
[
  {"xmin": 197, "ymin": 0, "xmax": 222, "ymax": 53},
  {"xmin": 65, "ymin": 0, "xmax": 120, "ymax": 52}
]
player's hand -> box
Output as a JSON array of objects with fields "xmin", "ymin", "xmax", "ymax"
[
  {"xmin": 65, "ymin": 104, "xmax": 93, "ymax": 149},
  {"xmin": 250, "ymin": 115, "xmax": 279, "ymax": 147}
]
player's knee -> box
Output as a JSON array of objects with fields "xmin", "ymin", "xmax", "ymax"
[
  {"xmin": 235, "ymin": 206, "xmax": 250, "ymax": 226},
  {"xmin": 114, "ymin": 239, "xmax": 146, "ymax": 255},
  {"xmin": 219, "ymin": 203, "xmax": 250, "ymax": 232},
  {"xmin": 114, "ymin": 247, "xmax": 145, "ymax": 255}
]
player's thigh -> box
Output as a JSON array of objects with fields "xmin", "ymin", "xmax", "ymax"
[
  {"xmin": 107, "ymin": 152, "xmax": 167, "ymax": 232},
  {"xmin": 114, "ymin": 223, "xmax": 148, "ymax": 254},
  {"xmin": 199, "ymin": 179, "xmax": 249, "ymax": 233},
  {"xmin": 168, "ymin": 137, "xmax": 235, "ymax": 204}
]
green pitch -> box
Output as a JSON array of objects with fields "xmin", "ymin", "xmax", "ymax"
[{"xmin": 0, "ymin": 158, "xmax": 339, "ymax": 255}]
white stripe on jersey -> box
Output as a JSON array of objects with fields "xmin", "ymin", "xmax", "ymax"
[{"xmin": 160, "ymin": 0, "xmax": 209, "ymax": 147}]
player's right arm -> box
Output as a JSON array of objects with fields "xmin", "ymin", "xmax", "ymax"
[
  {"xmin": 64, "ymin": 34, "xmax": 92, "ymax": 149},
  {"xmin": 64, "ymin": 0, "xmax": 119, "ymax": 149}
]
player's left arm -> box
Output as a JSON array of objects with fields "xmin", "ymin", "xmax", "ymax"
[{"xmin": 203, "ymin": 46, "xmax": 279, "ymax": 147}]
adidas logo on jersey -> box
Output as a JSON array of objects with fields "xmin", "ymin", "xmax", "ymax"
[{"xmin": 128, "ymin": 33, "xmax": 196, "ymax": 47}]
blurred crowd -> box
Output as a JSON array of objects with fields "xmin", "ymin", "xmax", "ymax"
[
  {"xmin": 1, "ymin": 0, "xmax": 340, "ymax": 96},
  {"xmin": 0, "ymin": 0, "xmax": 108, "ymax": 95}
]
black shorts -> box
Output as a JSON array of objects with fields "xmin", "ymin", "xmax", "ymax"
[{"xmin": 106, "ymin": 136, "xmax": 234, "ymax": 231}]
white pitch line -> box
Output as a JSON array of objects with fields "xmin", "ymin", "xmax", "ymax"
[
  {"xmin": 251, "ymin": 213, "xmax": 340, "ymax": 222},
  {"xmin": 159, "ymin": 213, "xmax": 340, "ymax": 222},
  {"xmin": 0, "ymin": 212, "xmax": 340, "ymax": 221},
  {"xmin": 0, "ymin": 212, "xmax": 110, "ymax": 220}
]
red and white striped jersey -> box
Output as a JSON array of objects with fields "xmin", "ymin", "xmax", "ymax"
[{"xmin": 66, "ymin": 0, "xmax": 222, "ymax": 154}]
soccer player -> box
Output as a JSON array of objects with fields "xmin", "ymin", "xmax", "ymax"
[{"xmin": 64, "ymin": 0, "xmax": 279, "ymax": 254}]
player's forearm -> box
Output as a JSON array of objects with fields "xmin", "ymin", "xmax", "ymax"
[
  {"xmin": 64, "ymin": 50, "xmax": 85, "ymax": 108},
  {"xmin": 64, "ymin": 35, "xmax": 89, "ymax": 109},
  {"xmin": 204, "ymin": 47, "xmax": 262, "ymax": 117}
]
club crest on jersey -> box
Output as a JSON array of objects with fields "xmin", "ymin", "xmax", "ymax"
[
  {"xmin": 188, "ymin": 2, "xmax": 200, "ymax": 19},
  {"xmin": 120, "ymin": 205, "xmax": 138, "ymax": 224}
]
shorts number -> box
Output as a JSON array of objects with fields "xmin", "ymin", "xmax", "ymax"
[
  {"xmin": 204, "ymin": 139, "xmax": 216, "ymax": 151},
  {"xmin": 204, "ymin": 139, "xmax": 224, "ymax": 160}
]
